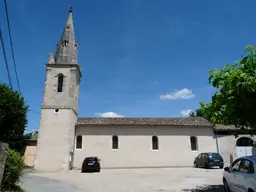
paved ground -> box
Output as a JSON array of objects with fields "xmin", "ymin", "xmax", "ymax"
[{"xmin": 21, "ymin": 168, "xmax": 224, "ymax": 192}]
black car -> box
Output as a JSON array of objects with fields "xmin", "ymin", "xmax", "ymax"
[
  {"xmin": 81, "ymin": 156, "xmax": 101, "ymax": 172},
  {"xmin": 194, "ymin": 152, "xmax": 224, "ymax": 169}
]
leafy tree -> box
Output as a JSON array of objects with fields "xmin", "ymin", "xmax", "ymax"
[
  {"xmin": 198, "ymin": 102, "xmax": 226, "ymax": 124},
  {"xmin": 189, "ymin": 108, "xmax": 204, "ymax": 118},
  {"xmin": 201, "ymin": 45, "xmax": 256, "ymax": 132},
  {"xmin": 194, "ymin": 108, "xmax": 204, "ymax": 117},
  {"xmin": 0, "ymin": 83, "xmax": 28, "ymax": 152},
  {"xmin": 189, "ymin": 111, "xmax": 196, "ymax": 117}
]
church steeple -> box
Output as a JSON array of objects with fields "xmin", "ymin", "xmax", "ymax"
[
  {"xmin": 54, "ymin": 7, "xmax": 78, "ymax": 64},
  {"xmin": 35, "ymin": 6, "xmax": 82, "ymax": 172}
]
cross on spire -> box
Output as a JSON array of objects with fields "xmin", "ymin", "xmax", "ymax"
[{"xmin": 69, "ymin": 0, "xmax": 72, "ymax": 10}]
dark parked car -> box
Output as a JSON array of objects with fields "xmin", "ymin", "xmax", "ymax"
[
  {"xmin": 194, "ymin": 152, "xmax": 224, "ymax": 169},
  {"xmin": 81, "ymin": 156, "xmax": 101, "ymax": 172}
]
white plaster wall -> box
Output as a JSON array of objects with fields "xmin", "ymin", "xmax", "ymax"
[
  {"xmin": 73, "ymin": 125, "xmax": 217, "ymax": 169},
  {"xmin": 216, "ymin": 134, "xmax": 256, "ymax": 166},
  {"xmin": 34, "ymin": 63, "xmax": 80, "ymax": 172},
  {"xmin": 42, "ymin": 66, "xmax": 80, "ymax": 110},
  {"xmin": 23, "ymin": 145, "xmax": 37, "ymax": 167},
  {"xmin": 34, "ymin": 109, "xmax": 76, "ymax": 172}
]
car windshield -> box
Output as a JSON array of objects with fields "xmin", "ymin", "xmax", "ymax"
[
  {"xmin": 208, "ymin": 153, "xmax": 221, "ymax": 158},
  {"xmin": 85, "ymin": 157, "xmax": 97, "ymax": 161}
]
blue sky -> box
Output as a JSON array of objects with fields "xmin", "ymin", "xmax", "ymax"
[{"xmin": 1, "ymin": 0, "xmax": 256, "ymax": 132}]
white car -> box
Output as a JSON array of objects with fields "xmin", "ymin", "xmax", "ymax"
[{"xmin": 223, "ymin": 156, "xmax": 256, "ymax": 192}]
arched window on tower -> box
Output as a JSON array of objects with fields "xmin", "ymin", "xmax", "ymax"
[
  {"xmin": 112, "ymin": 135, "xmax": 118, "ymax": 149},
  {"xmin": 152, "ymin": 136, "xmax": 159, "ymax": 150},
  {"xmin": 76, "ymin": 135, "xmax": 82, "ymax": 149},
  {"xmin": 190, "ymin": 136, "xmax": 198, "ymax": 151},
  {"xmin": 57, "ymin": 74, "xmax": 64, "ymax": 92}
]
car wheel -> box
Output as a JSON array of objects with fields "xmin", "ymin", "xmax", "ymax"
[
  {"xmin": 223, "ymin": 179, "xmax": 230, "ymax": 192},
  {"xmin": 219, "ymin": 165, "xmax": 224, "ymax": 169},
  {"xmin": 205, "ymin": 163, "xmax": 210, "ymax": 169},
  {"xmin": 194, "ymin": 162, "xmax": 198, "ymax": 168}
]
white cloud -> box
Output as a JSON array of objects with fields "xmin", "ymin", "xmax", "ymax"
[
  {"xmin": 160, "ymin": 88, "xmax": 195, "ymax": 100},
  {"xmin": 180, "ymin": 109, "xmax": 194, "ymax": 117},
  {"xmin": 95, "ymin": 112, "xmax": 124, "ymax": 118}
]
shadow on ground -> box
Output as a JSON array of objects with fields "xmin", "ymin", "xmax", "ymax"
[
  {"xmin": 20, "ymin": 174, "xmax": 77, "ymax": 192},
  {"xmin": 183, "ymin": 185, "xmax": 224, "ymax": 192}
]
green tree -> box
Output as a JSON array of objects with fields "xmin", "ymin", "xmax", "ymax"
[
  {"xmin": 189, "ymin": 108, "xmax": 204, "ymax": 118},
  {"xmin": 189, "ymin": 105, "xmax": 218, "ymax": 123},
  {"xmin": 203, "ymin": 45, "xmax": 256, "ymax": 132},
  {"xmin": 0, "ymin": 83, "xmax": 28, "ymax": 152},
  {"xmin": 189, "ymin": 111, "xmax": 196, "ymax": 117}
]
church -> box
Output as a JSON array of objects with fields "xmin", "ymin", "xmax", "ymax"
[{"xmin": 24, "ymin": 8, "xmax": 255, "ymax": 172}]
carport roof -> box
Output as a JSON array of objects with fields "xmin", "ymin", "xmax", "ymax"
[
  {"xmin": 213, "ymin": 124, "xmax": 237, "ymax": 131},
  {"xmin": 213, "ymin": 124, "xmax": 254, "ymax": 134},
  {"xmin": 25, "ymin": 131, "xmax": 38, "ymax": 141},
  {"xmin": 77, "ymin": 117, "xmax": 212, "ymax": 127}
]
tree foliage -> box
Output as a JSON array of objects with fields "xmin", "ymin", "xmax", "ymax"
[
  {"xmin": 189, "ymin": 104, "xmax": 222, "ymax": 124},
  {"xmin": 189, "ymin": 108, "xmax": 204, "ymax": 118},
  {"xmin": 1, "ymin": 149, "xmax": 24, "ymax": 191},
  {"xmin": 0, "ymin": 83, "xmax": 28, "ymax": 152},
  {"xmin": 189, "ymin": 111, "xmax": 196, "ymax": 117},
  {"xmin": 199, "ymin": 45, "xmax": 256, "ymax": 132}
]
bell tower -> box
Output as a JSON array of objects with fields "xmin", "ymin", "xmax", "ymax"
[{"xmin": 34, "ymin": 7, "xmax": 82, "ymax": 172}]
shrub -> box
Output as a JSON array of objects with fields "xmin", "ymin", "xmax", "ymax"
[{"xmin": 1, "ymin": 149, "xmax": 24, "ymax": 191}]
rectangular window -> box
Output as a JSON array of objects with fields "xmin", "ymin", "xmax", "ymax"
[
  {"xmin": 152, "ymin": 136, "xmax": 159, "ymax": 150},
  {"xmin": 57, "ymin": 74, "xmax": 64, "ymax": 92},
  {"xmin": 112, "ymin": 136, "xmax": 118, "ymax": 149},
  {"xmin": 76, "ymin": 135, "xmax": 82, "ymax": 149},
  {"xmin": 190, "ymin": 136, "xmax": 198, "ymax": 151}
]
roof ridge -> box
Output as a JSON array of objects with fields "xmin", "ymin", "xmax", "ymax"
[
  {"xmin": 77, "ymin": 117, "xmax": 204, "ymax": 119},
  {"xmin": 77, "ymin": 117, "xmax": 212, "ymax": 126}
]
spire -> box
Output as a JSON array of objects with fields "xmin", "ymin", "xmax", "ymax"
[
  {"xmin": 48, "ymin": 52, "xmax": 55, "ymax": 64},
  {"xmin": 54, "ymin": 7, "xmax": 77, "ymax": 64}
]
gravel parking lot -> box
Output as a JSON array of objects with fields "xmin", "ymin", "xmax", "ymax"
[{"xmin": 21, "ymin": 167, "xmax": 224, "ymax": 192}]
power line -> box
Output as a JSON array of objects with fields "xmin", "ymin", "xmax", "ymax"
[
  {"xmin": 0, "ymin": 25, "xmax": 13, "ymax": 89},
  {"xmin": 28, "ymin": 110, "xmax": 40, "ymax": 115},
  {"xmin": 1, "ymin": 1, "xmax": 40, "ymax": 116},
  {"xmin": 4, "ymin": 0, "xmax": 21, "ymax": 93}
]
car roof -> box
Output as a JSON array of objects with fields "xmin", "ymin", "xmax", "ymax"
[
  {"xmin": 237, "ymin": 155, "xmax": 256, "ymax": 163},
  {"xmin": 85, "ymin": 156, "xmax": 98, "ymax": 159}
]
